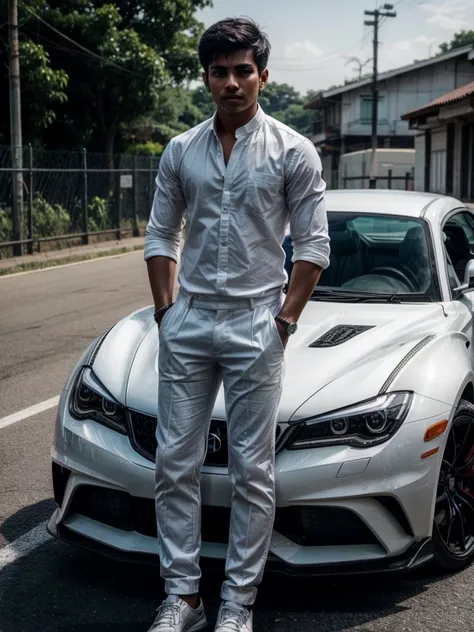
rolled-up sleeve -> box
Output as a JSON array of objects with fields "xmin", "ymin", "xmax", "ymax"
[
  {"xmin": 286, "ymin": 139, "xmax": 330, "ymax": 270},
  {"xmin": 144, "ymin": 140, "xmax": 186, "ymax": 262}
]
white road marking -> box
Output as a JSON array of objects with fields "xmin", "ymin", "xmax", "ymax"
[
  {"xmin": 0, "ymin": 248, "xmax": 143, "ymax": 280},
  {"xmin": 0, "ymin": 521, "xmax": 51, "ymax": 571},
  {"xmin": 0, "ymin": 396, "xmax": 60, "ymax": 430}
]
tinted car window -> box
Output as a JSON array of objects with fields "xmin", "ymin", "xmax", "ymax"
[{"xmin": 284, "ymin": 213, "xmax": 438, "ymax": 301}]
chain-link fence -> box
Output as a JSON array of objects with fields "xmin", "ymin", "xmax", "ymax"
[{"xmin": 0, "ymin": 145, "xmax": 160, "ymax": 258}]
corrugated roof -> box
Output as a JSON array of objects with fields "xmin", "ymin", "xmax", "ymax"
[
  {"xmin": 306, "ymin": 45, "xmax": 474, "ymax": 106},
  {"xmin": 402, "ymin": 81, "xmax": 474, "ymax": 119}
]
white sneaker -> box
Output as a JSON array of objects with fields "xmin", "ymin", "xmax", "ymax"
[
  {"xmin": 214, "ymin": 602, "xmax": 253, "ymax": 632},
  {"xmin": 148, "ymin": 595, "xmax": 207, "ymax": 632}
]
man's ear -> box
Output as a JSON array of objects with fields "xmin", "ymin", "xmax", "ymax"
[
  {"xmin": 202, "ymin": 71, "xmax": 210, "ymax": 92},
  {"xmin": 259, "ymin": 68, "xmax": 269, "ymax": 92}
]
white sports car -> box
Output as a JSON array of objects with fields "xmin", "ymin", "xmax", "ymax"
[{"xmin": 48, "ymin": 189, "xmax": 474, "ymax": 576}]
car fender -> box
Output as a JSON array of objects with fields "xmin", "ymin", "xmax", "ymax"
[
  {"xmin": 383, "ymin": 331, "xmax": 473, "ymax": 408},
  {"xmin": 90, "ymin": 306, "xmax": 154, "ymax": 404},
  {"xmin": 386, "ymin": 332, "xmax": 474, "ymax": 539}
]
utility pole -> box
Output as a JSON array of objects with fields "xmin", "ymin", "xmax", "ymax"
[
  {"xmin": 8, "ymin": 0, "xmax": 23, "ymax": 256},
  {"xmin": 364, "ymin": 4, "xmax": 396, "ymax": 189}
]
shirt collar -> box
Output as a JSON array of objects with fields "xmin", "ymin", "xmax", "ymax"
[{"xmin": 212, "ymin": 103, "xmax": 265, "ymax": 139}]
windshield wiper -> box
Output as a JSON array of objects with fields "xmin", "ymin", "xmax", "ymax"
[
  {"xmin": 310, "ymin": 289, "xmax": 399, "ymax": 303},
  {"xmin": 310, "ymin": 289, "xmax": 433, "ymax": 303}
]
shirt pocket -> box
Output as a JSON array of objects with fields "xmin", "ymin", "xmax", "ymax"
[{"xmin": 244, "ymin": 170, "xmax": 285, "ymax": 215}]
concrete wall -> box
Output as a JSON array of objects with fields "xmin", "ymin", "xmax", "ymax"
[{"xmin": 431, "ymin": 127, "xmax": 447, "ymax": 152}]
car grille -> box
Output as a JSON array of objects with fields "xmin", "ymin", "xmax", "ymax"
[
  {"xmin": 69, "ymin": 486, "xmax": 380, "ymax": 547},
  {"xmin": 128, "ymin": 412, "xmax": 283, "ymax": 467}
]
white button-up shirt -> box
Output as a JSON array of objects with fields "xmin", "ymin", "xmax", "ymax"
[{"xmin": 144, "ymin": 105, "xmax": 330, "ymax": 298}]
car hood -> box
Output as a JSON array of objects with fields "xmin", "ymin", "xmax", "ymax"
[{"xmin": 89, "ymin": 300, "xmax": 451, "ymax": 422}]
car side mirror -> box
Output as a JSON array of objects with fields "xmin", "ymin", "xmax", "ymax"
[
  {"xmin": 465, "ymin": 260, "xmax": 474, "ymax": 289},
  {"xmin": 454, "ymin": 259, "xmax": 474, "ymax": 293}
]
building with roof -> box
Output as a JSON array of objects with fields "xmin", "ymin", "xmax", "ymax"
[
  {"xmin": 306, "ymin": 45, "xmax": 474, "ymax": 189},
  {"xmin": 402, "ymin": 82, "xmax": 474, "ymax": 202}
]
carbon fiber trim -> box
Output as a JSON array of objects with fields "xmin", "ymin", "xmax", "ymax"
[{"xmin": 379, "ymin": 335, "xmax": 435, "ymax": 394}]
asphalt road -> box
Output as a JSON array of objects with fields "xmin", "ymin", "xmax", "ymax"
[{"xmin": 1, "ymin": 251, "xmax": 474, "ymax": 632}]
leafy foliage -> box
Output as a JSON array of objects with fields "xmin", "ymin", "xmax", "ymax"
[
  {"xmin": 0, "ymin": 194, "xmax": 114, "ymax": 242},
  {"xmin": 0, "ymin": 206, "xmax": 12, "ymax": 243},
  {"xmin": 88, "ymin": 196, "xmax": 111, "ymax": 232},
  {"xmin": 258, "ymin": 82, "xmax": 302, "ymax": 116},
  {"xmin": 19, "ymin": 41, "xmax": 68, "ymax": 138},
  {"xmin": 439, "ymin": 31, "xmax": 474, "ymax": 54},
  {"xmin": 0, "ymin": 0, "xmax": 211, "ymax": 155},
  {"xmin": 125, "ymin": 141, "xmax": 164, "ymax": 157},
  {"xmin": 0, "ymin": 0, "xmax": 318, "ymax": 157},
  {"xmin": 31, "ymin": 193, "xmax": 71, "ymax": 238}
]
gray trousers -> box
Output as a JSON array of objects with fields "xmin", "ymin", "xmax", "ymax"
[{"xmin": 155, "ymin": 288, "xmax": 285, "ymax": 605}]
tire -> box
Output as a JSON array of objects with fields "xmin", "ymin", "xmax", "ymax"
[{"xmin": 432, "ymin": 399, "xmax": 474, "ymax": 571}]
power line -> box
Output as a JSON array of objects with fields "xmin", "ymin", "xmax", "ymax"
[
  {"xmin": 396, "ymin": 0, "xmax": 426, "ymax": 13},
  {"xmin": 21, "ymin": 4, "xmax": 134, "ymax": 75},
  {"xmin": 270, "ymin": 30, "xmax": 371, "ymax": 71}
]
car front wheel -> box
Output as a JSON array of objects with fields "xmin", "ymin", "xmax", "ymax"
[{"xmin": 432, "ymin": 399, "xmax": 474, "ymax": 571}]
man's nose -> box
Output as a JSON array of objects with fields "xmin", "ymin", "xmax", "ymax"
[{"xmin": 225, "ymin": 73, "xmax": 239, "ymax": 90}]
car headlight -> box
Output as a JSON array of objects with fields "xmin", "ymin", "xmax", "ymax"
[
  {"xmin": 70, "ymin": 367, "xmax": 128, "ymax": 434},
  {"xmin": 288, "ymin": 392, "xmax": 412, "ymax": 449}
]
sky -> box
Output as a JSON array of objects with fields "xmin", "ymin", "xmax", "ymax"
[{"xmin": 195, "ymin": 0, "xmax": 474, "ymax": 95}]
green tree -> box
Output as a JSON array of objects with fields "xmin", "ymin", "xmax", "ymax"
[
  {"xmin": 280, "ymin": 103, "xmax": 314, "ymax": 136},
  {"xmin": 19, "ymin": 41, "xmax": 68, "ymax": 139},
  {"xmin": 190, "ymin": 85, "xmax": 216, "ymax": 120},
  {"xmin": 258, "ymin": 82, "xmax": 302, "ymax": 117},
  {"xmin": 1, "ymin": 0, "xmax": 212, "ymax": 155},
  {"xmin": 0, "ymin": 0, "xmax": 67, "ymax": 144},
  {"xmin": 126, "ymin": 86, "xmax": 206, "ymax": 149},
  {"xmin": 439, "ymin": 31, "xmax": 474, "ymax": 54}
]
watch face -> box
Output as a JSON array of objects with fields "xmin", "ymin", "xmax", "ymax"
[{"xmin": 287, "ymin": 322, "xmax": 298, "ymax": 335}]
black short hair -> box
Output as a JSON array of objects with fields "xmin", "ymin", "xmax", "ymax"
[{"xmin": 198, "ymin": 17, "xmax": 271, "ymax": 75}]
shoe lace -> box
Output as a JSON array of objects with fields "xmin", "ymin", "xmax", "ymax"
[
  {"xmin": 219, "ymin": 606, "xmax": 248, "ymax": 632},
  {"xmin": 153, "ymin": 602, "xmax": 181, "ymax": 629}
]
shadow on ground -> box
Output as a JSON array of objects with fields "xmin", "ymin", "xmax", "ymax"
[
  {"xmin": 0, "ymin": 498, "xmax": 56, "ymax": 544},
  {"xmin": 0, "ymin": 501, "xmax": 461, "ymax": 632}
]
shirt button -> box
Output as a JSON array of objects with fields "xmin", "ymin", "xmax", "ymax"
[
  {"xmin": 222, "ymin": 240, "xmax": 228, "ymax": 246},
  {"xmin": 223, "ymin": 208, "xmax": 228, "ymax": 213}
]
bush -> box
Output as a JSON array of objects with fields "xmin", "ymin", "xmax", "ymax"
[
  {"xmin": 126, "ymin": 141, "xmax": 164, "ymax": 157},
  {"xmin": 88, "ymin": 196, "xmax": 111, "ymax": 232},
  {"xmin": 32, "ymin": 193, "xmax": 71, "ymax": 238},
  {"xmin": 0, "ymin": 194, "xmax": 113, "ymax": 245},
  {"xmin": 0, "ymin": 206, "xmax": 12, "ymax": 243}
]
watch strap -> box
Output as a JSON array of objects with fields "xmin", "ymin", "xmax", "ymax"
[
  {"xmin": 154, "ymin": 303, "xmax": 174, "ymax": 323},
  {"xmin": 275, "ymin": 315, "xmax": 297, "ymax": 334}
]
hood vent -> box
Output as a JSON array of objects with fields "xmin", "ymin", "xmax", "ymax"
[{"xmin": 310, "ymin": 325, "xmax": 375, "ymax": 348}]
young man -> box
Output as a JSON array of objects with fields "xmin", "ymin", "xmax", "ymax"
[{"xmin": 144, "ymin": 17, "xmax": 330, "ymax": 632}]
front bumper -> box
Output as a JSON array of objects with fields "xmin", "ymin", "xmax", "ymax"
[
  {"xmin": 50, "ymin": 387, "xmax": 452, "ymax": 574},
  {"xmin": 46, "ymin": 508, "xmax": 433, "ymax": 576}
]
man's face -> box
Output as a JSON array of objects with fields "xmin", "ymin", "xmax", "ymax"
[{"xmin": 203, "ymin": 49, "xmax": 268, "ymax": 115}]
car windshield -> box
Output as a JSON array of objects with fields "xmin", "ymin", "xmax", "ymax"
[{"xmin": 286, "ymin": 213, "xmax": 439, "ymax": 302}]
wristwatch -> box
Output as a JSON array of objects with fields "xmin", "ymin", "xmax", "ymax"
[
  {"xmin": 275, "ymin": 315, "xmax": 298, "ymax": 335},
  {"xmin": 154, "ymin": 303, "xmax": 173, "ymax": 324}
]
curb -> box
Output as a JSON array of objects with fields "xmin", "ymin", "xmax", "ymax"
[{"xmin": 0, "ymin": 244, "xmax": 144, "ymax": 277}]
